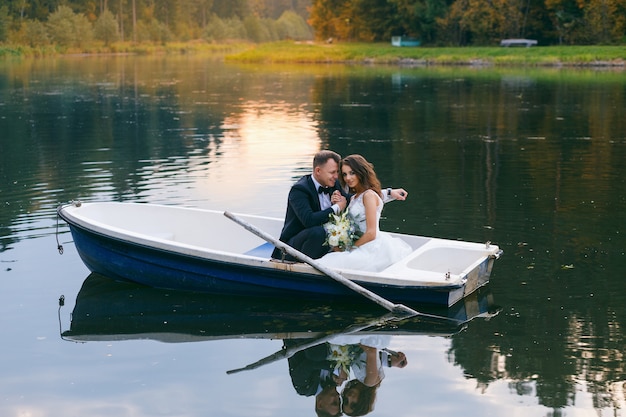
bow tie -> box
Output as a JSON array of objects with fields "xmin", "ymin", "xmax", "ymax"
[{"xmin": 318, "ymin": 186, "xmax": 334, "ymax": 195}]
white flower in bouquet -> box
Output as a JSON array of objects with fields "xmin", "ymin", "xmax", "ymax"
[
  {"xmin": 323, "ymin": 211, "xmax": 362, "ymax": 251},
  {"xmin": 328, "ymin": 233, "xmax": 340, "ymax": 247},
  {"xmin": 327, "ymin": 344, "xmax": 361, "ymax": 375}
]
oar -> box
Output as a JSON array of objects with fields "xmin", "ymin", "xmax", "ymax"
[
  {"xmin": 226, "ymin": 311, "xmax": 403, "ymax": 375},
  {"xmin": 224, "ymin": 211, "xmax": 418, "ymax": 317}
]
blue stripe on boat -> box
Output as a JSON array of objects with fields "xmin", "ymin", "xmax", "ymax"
[{"xmin": 243, "ymin": 242, "xmax": 274, "ymax": 258}]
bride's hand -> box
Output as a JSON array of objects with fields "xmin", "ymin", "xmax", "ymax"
[{"xmin": 390, "ymin": 188, "xmax": 408, "ymax": 200}]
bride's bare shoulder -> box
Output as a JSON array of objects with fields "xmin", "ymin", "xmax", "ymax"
[{"xmin": 362, "ymin": 189, "xmax": 382, "ymax": 204}]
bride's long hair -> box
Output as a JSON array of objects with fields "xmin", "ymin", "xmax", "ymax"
[{"xmin": 340, "ymin": 154, "xmax": 382, "ymax": 197}]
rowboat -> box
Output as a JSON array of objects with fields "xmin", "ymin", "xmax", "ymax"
[
  {"xmin": 61, "ymin": 273, "xmax": 499, "ymax": 344},
  {"xmin": 57, "ymin": 201, "xmax": 503, "ymax": 307}
]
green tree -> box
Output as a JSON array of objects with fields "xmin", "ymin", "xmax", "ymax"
[
  {"xmin": 2, "ymin": 0, "xmax": 41, "ymax": 21},
  {"xmin": 203, "ymin": 14, "xmax": 247, "ymax": 41},
  {"xmin": 212, "ymin": 0, "xmax": 249, "ymax": 19},
  {"xmin": 193, "ymin": 0, "xmax": 216, "ymax": 26},
  {"xmin": 544, "ymin": 0, "xmax": 581, "ymax": 43},
  {"xmin": 435, "ymin": 0, "xmax": 465, "ymax": 44},
  {"xmin": 578, "ymin": 0, "xmax": 626, "ymax": 43},
  {"xmin": 202, "ymin": 13, "xmax": 228, "ymax": 40},
  {"xmin": 47, "ymin": 5, "xmax": 93, "ymax": 47},
  {"xmin": 351, "ymin": 0, "xmax": 398, "ymax": 41},
  {"xmin": 437, "ymin": 0, "xmax": 511, "ymax": 45},
  {"xmin": 310, "ymin": 0, "xmax": 369, "ymax": 41},
  {"xmin": 250, "ymin": 0, "xmax": 312, "ymax": 19},
  {"xmin": 0, "ymin": 6, "xmax": 11, "ymax": 42},
  {"xmin": 276, "ymin": 10, "xmax": 313, "ymax": 40},
  {"xmin": 94, "ymin": 9, "xmax": 120, "ymax": 45},
  {"xmin": 461, "ymin": 0, "xmax": 501, "ymax": 44},
  {"xmin": 170, "ymin": 0, "xmax": 212, "ymax": 39},
  {"xmin": 496, "ymin": 0, "xmax": 531, "ymax": 39},
  {"xmin": 135, "ymin": 18, "xmax": 172, "ymax": 43},
  {"xmin": 18, "ymin": 19, "xmax": 50, "ymax": 46},
  {"xmin": 246, "ymin": 15, "xmax": 279, "ymax": 42},
  {"xmin": 391, "ymin": 0, "xmax": 449, "ymax": 43}
]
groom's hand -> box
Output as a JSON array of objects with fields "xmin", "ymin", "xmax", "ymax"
[{"xmin": 331, "ymin": 191, "xmax": 347, "ymax": 211}]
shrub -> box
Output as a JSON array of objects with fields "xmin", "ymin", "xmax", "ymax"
[
  {"xmin": 243, "ymin": 16, "xmax": 276, "ymax": 43},
  {"xmin": 94, "ymin": 10, "xmax": 120, "ymax": 45},
  {"xmin": 21, "ymin": 20, "xmax": 50, "ymax": 46},
  {"xmin": 135, "ymin": 19, "xmax": 172, "ymax": 44},
  {"xmin": 203, "ymin": 15, "xmax": 247, "ymax": 41},
  {"xmin": 0, "ymin": 6, "xmax": 11, "ymax": 42},
  {"xmin": 47, "ymin": 6, "xmax": 93, "ymax": 47},
  {"xmin": 276, "ymin": 10, "xmax": 313, "ymax": 40}
]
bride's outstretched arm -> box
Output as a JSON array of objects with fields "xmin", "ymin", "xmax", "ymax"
[{"xmin": 382, "ymin": 187, "xmax": 408, "ymax": 203}]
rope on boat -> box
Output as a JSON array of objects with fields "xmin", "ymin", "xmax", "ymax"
[
  {"xmin": 55, "ymin": 200, "xmax": 81, "ymax": 255},
  {"xmin": 55, "ymin": 209, "xmax": 64, "ymax": 255}
]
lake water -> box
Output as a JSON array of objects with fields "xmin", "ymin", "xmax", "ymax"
[{"xmin": 1, "ymin": 55, "xmax": 625, "ymax": 417}]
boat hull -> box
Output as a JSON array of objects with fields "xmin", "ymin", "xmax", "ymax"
[
  {"xmin": 68, "ymin": 222, "xmax": 463, "ymax": 305},
  {"xmin": 58, "ymin": 202, "xmax": 502, "ymax": 307}
]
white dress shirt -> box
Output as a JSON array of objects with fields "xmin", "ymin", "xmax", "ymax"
[{"xmin": 311, "ymin": 177, "xmax": 340, "ymax": 214}]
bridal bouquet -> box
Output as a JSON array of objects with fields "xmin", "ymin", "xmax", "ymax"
[
  {"xmin": 327, "ymin": 343, "xmax": 362, "ymax": 375},
  {"xmin": 323, "ymin": 211, "xmax": 362, "ymax": 251}
]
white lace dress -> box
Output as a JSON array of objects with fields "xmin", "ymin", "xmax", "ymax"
[{"xmin": 318, "ymin": 190, "xmax": 413, "ymax": 272}]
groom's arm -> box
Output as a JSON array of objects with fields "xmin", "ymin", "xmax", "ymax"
[{"xmin": 289, "ymin": 186, "xmax": 334, "ymax": 227}]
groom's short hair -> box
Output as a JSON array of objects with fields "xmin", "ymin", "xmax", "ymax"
[{"xmin": 313, "ymin": 150, "xmax": 341, "ymax": 168}]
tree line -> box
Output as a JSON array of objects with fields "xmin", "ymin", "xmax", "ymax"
[
  {"xmin": 0, "ymin": 0, "xmax": 313, "ymax": 47},
  {"xmin": 310, "ymin": 0, "xmax": 626, "ymax": 45},
  {"xmin": 0, "ymin": 0, "xmax": 624, "ymax": 47}
]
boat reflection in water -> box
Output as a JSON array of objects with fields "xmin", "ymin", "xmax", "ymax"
[{"xmin": 62, "ymin": 273, "xmax": 500, "ymax": 415}]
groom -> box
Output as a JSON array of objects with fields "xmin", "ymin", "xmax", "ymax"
[{"xmin": 271, "ymin": 150, "xmax": 407, "ymax": 262}]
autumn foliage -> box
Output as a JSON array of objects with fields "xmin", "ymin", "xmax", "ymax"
[{"xmin": 309, "ymin": 0, "xmax": 626, "ymax": 45}]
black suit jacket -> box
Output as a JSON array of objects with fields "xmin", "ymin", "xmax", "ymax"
[
  {"xmin": 272, "ymin": 175, "xmax": 350, "ymax": 259},
  {"xmin": 286, "ymin": 342, "xmax": 335, "ymax": 397}
]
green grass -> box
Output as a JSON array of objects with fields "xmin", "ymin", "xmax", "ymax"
[
  {"xmin": 0, "ymin": 41, "xmax": 249, "ymax": 58},
  {"xmin": 2, "ymin": 40, "xmax": 624, "ymax": 67},
  {"xmin": 226, "ymin": 41, "xmax": 626, "ymax": 67},
  {"xmin": 0, "ymin": 44, "xmax": 59, "ymax": 57}
]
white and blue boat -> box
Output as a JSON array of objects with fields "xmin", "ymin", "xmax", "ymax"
[{"xmin": 57, "ymin": 201, "xmax": 503, "ymax": 307}]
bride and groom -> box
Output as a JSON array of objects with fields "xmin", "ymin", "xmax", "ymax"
[{"xmin": 271, "ymin": 150, "xmax": 412, "ymax": 272}]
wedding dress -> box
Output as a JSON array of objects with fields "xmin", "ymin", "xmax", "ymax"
[{"xmin": 317, "ymin": 190, "xmax": 412, "ymax": 272}]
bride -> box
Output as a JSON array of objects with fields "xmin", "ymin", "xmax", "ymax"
[{"xmin": 318, "ymin": 154, "xmax": 413, "ymax": 272}]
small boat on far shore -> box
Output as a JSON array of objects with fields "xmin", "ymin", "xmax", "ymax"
[
  {"xmin": 391, "ymin": 36, "xmax": 421, "ymax": 47},
  {"xmin": 57, "ymin": 201, "xmax": 503, "ymax": 307}
]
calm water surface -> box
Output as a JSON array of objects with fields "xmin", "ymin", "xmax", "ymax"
[{"xmin": 1, "ymin": 55, "xmax": 625, "ymax": 417}]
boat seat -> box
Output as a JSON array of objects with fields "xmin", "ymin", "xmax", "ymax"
[{"xmin": 243, "ymin": 242, "xmax": 274, "ymax": 258}]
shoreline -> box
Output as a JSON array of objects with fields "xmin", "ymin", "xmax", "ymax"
[
  {"xmin": 311, "ymin": 57, "xmax": 626, "ymax": 68},
  {"xmin": 224, "ymin": 42, "xmax": 626, "ymax": 69},
  {"xmin": 2, "ymin": 41, "xmax": 625, "ymax": 69}
]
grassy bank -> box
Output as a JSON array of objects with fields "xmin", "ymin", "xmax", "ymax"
[
  {"xmin": 0, "ymin": 41, "xmax": 248, "ymax": 58},
  {"xmin": 2, "ymin": 40, "xmax": 625, "ymax": 68},
  {"xmin": 226, "ymin": 41, "xmax": 626, "ymax": 67}
]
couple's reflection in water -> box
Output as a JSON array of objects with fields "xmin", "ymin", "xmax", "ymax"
[
  {"xmin": 286, "ymin": 336, "xmax": 407, "ymax": 416},
  {"xmin": 62, "ymin": 274, "xmax": 494, "ymax": 416}
]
